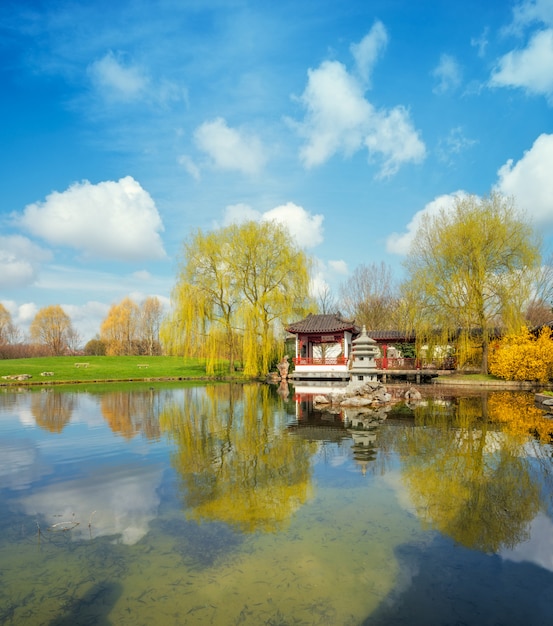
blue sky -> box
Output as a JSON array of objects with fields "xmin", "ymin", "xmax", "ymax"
[{"xmin": 1, "ymin": 0, "xmax": 553, "ymax": 342}]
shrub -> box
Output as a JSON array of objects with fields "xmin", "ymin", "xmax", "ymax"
[{"xmin": 489, "ymin": 327, "xmax": 553, "ymax": 382}]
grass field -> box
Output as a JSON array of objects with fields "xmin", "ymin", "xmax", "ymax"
[{"xmin": 0, "ymin": 355, "xmax": 242, "ymax": 386}]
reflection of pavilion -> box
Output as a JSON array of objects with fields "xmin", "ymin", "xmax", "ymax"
[{"xmin": 290, "ymin": 384, "xmax": 381, "ymax": 473}]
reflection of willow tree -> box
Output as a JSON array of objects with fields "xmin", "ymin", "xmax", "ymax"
[
  {"xmin": 31, "ymin": 392, "xmax": 75, "ymax": 432},
  {"xmin": 392, "ymin": 397, "xmax": 540, "ymax": 552},
  {"xmin": 100, "ymin": 390, "xmax": 162, "ymax": 440},
  {"xmin": 160, "ymin": 384, "xmax": 316, "ymax": 532}
]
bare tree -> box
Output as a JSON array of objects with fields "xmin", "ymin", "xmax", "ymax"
[
  {"xmin": 339, "ymin": 261, "xmax": 399, "ymax": 329},
  {"xmin": 314, "ymin": 284, "xmax": 338, "ymax": 315},
  {"xmin": 140, "ymin": 296, "xmax": 163, "ymax": 355}
]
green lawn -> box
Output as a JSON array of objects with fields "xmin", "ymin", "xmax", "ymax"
[{"xmin": 0, "ymin": 355, "xmax": 241, "ymax": 386}]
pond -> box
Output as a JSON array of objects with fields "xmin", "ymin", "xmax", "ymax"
[{"xmin": 1, "ymin": 382, "xmax": 552, "ymax": 625}]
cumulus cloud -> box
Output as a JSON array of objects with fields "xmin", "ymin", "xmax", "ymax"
[
  {"xmin": 388, "ymin": 132, "xmax": 553, "ymax": 258},
  {"xmin": 88, "ymin": 51, "xmax": 149, "ymax": 102},
  {"xmin": 222, "ymin": 201, "xmax": 324, "ymax": 249},
  {"xmin": 297, "ymin": 60, "xmax": 372, "ymax": 167},
  {"xmin": 365, "ymin": 106, "xmax": 427, "ymax": 179},
  {"xmin": 432, "ymin": 54, "xmax": 462, "ymax": 94},
  {"xmin": 386, "ymin": 191, "xmax": 468, "ymax": 255},
  {"xmin": 19, "ymin": 176, "xmax": 166, "ymax": 261},
  {"xmin": 222, "ymin": 202, "xmax": 263, "ymax": 225},
  {"xmin": 194, "ymin": 117, "xmax": 267, "ymax": 175},
  {"xmin": 490, "ymin": 29, "xmax": 553, "ymax": 102},
  {"xmin": 495, "ymin": 132, "xmax": 553, "ymax": 226},
  {"xmin": 295, "ymin": 28, "xmax": 425, "ymax": 177},
  {"xmin": 0, "ymin": 235, "xmax": 51, "ymax": 288}
]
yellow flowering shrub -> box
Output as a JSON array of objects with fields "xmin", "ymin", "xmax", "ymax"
[{"xmin": 489, "ymin": 326, "xmax": 553, "ymax": 382}]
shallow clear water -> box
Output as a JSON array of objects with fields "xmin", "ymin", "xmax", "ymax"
[{"xmin": 1, "ymin": 382, "xmax": 552, "ymax": 625}]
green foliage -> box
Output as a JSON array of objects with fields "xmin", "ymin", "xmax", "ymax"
[
  {"xmin": 401, "ymin": 192, "xmax": 541, "ymax": 374},
  {"xmin": 84, "ymin": 338, "xmax": 107, "ymax": 356}
]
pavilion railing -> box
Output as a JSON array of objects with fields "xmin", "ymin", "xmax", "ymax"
[
  {"xmin": 375, "ymin": 357, "xmax": 456, "ymax": 370},
  {"xmin": 293, "ymin": 357, "xmax": 348, "ymax": 366},
  {"xmin": 293, "ymin": 356, "xmax": 456, "ymax": 370}
]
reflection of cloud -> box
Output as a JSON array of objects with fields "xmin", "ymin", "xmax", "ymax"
[
  {"xmin": 0, "ymin": 439, "xmax": 51, "ymax": 491},
  {"xmin": 500, "ymin": 512, "xmax": 553, "ymax": 572},
  {"xmin": 17, "ymin": 464, "xmax": 163, "ymax": 545}
]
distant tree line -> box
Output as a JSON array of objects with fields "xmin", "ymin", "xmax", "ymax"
[{"xmin": 0, "ymin": 297, "xmax": 164, "ymax": 359}]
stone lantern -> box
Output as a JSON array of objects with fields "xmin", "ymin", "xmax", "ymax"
[{"xmin": 349, "ymin": 326, "xmax": 379, "ymax": 385}]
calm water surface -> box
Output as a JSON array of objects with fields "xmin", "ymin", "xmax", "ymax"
[{"xmin": 1, "ymin": 382, "xmax": 552, "ymax": 625}]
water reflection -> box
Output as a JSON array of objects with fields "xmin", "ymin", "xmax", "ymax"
[
  {"xmin": 1, "ymin": 383, "xmax": 553, "ymax": 625},
  {"xmin": 30, "ymin": 391, "xmax": 75, "ymax": 433},
  {"xmin": 160, "ymin": 383, "xmax": 317, "ymax": 532},
  {"xmin": 389, "ymin": 397, "xmax": 541, "ymax": 552}
]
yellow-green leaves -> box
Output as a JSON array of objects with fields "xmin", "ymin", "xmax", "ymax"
[
  {"xmin": 162, "ymin": 221, "xmax": 313, "ymax": 377},
  {"xmin": 401, "ymin": 193, "xmax": 541, "ymax": 373}
]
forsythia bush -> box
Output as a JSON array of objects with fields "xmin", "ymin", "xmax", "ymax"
[{"xmin": 489, "ymin": 326, "xmax": 553, "ymax": 382}]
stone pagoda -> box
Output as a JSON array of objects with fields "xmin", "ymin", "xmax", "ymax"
[{"xmin": 348, "ymin": 326, "xmax": 379, "ymax": 385}]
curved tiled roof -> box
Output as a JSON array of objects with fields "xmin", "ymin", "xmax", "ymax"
[
  {"xmin": 366, "ymin": 329, "xmax": 416, "ymax": 342},
  {"xmin": 286, "ymin": 313, "xmax": 358, "ymax": 334}
]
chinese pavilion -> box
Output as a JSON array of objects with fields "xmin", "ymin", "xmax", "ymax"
[{"xmin": 286, "ymin": 313, "xmax": 360, "ymax": 380}]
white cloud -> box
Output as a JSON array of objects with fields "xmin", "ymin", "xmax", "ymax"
[
  {"xmin": 222, "ymin": 203, "xmax": 262, "ymax": 225},
  {"xmin": 471, "ymin": 28, "xmax": 489, "ymax": 57},
  {"xmin": 490, "ymin": 29, "xmax": 553, "ymax": 102},
  {"xmin": 495, "ymin": 132, "xmax": 553, "ymax": 226},
  {"xmin": 0, "ymin": 235, "xmax": 51, "ymax": 288},
  {"xmin": 88, "ymin": 51, "xmax": 149, "ymax": 102},
  {"xmin": 19, "ymin": 176, "xmax": 166, "ymax": 261},
  {"xmin": 194, "ymin": 117, "xmax": 267, "ymax": 175},
  {"xmin": 263, "ymin": 202, "xmax": 324, "ymax": 248},
  {"xmin": 432, "ymin": 54, "xmax": 462, "ymax": 94},
  {"xmin": 13, "ymin": 302, "xmax": 38, "ymax": 332},
  {"xmin": 132, "ymin": 270, "xmax": 152, "ymax": 281},
  {"xmin": 62, "ymin": 301, "xmax": 110, "ymax": 341},
  {"xmin": 365, "ymin": 106, "xmax": 426, "ymax": 178},
  {"xmin": 297, "ymin": 60, "xmax": 372, "ymax": 168},
  {"xmin": 295, "ymin": 43, "xmax": 425, "ymax": 176},
  {"xmin": 328, "ymin": 259, "xmax": 349, "ymax": 275},
  {"xmin": 389, "ymin": 133, "xmax": 553, "ymax": 258},
  {"xmin": 222, "ymin": 201, "xmax": 324, "ymax": 249},
  {"xmin": 350, "ymin": 21, "xmax": 388, "ymax": 85},
  {"xmin": 437, "ymin": 127, "xmax": 478, "ymax": 163},
  {"xmin": 510, "ymin": 0, "xmax": 553, "ymax": 31},
  {"xmin": 386, "ymin": 191, "xmax": 468, "ymax": 255},
  {"xmin": 178, "ymin": 154, "xmax": 201, "ymax": 181}
]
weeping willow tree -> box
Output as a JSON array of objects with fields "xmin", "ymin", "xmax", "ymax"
[
  {"xmin": 161, "ymin": 220, "xmax": 313, "ymax": 376},
  {"xmin": 400, "ymin": 192, "xmax": 541, "ymax": 374}
]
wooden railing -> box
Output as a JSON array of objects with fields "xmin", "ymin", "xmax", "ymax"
[
  {"xmin": 376, "ymin": 357, "xmax": 456, "ymax": 370},
  {"xmin": 293, "ymin": 356, "xmax": 456, "ymax": 370},
  {"xmin": 293, "ymin": 357, "xmax": 348, "ymax": 366}
]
